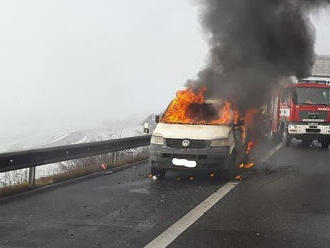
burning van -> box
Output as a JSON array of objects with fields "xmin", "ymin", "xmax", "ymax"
[{"xmin": 148, "ymin": 88, "xmax": 249, "ymax": 178}]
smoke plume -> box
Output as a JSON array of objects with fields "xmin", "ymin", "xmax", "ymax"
[{"xmin": 191, "ymin": 0, "xmax": 330, "ymax": 111}]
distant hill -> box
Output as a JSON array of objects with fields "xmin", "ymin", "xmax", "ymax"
[{"xmin": 0, "ymin": 115, "xmax": 150, "ymax": 153}]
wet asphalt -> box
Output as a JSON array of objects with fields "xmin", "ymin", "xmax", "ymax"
[{"xmin": 0, "ymin": 140, "xmax": 330, "ymax": 248}]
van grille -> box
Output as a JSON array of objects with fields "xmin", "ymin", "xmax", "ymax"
[
  {"xmin": 162, "ymin": 153, "xmax": 207, "ymax": 160},
  {"xmin": 165, "ymin": 139, "xmax": 208, "ymax": 148}
]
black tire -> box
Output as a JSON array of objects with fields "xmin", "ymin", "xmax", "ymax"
[
  {"xmin": 150, "ymin": 168, "xmax": 166, "ymax": 178},
  {"xmin": 224, "ymin": 150, "xmax": 238, "ymax": 179},
  {"xmin": 301, "ymin": 139, "xmax": 312, "ymax": 147},
  {"xmin": 321, "ymin": 140, "xmax": 330, "ymax": 149}
]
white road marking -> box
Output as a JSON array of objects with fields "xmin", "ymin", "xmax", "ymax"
[
  {"xmin": 260, "ymin": 142, "xmax": 284, "ymax": 163},
  {"xmin": 144, "ymin": 182, "xmax": 239, "ymax": 248},
  {"xmin": 144, "ymin": 143, "xmax": 284, "ymax": 248}
]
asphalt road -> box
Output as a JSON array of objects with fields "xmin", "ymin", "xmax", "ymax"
[{"xmin": 0, "ymin": 140, "xmax": 329, "ymax": 248}]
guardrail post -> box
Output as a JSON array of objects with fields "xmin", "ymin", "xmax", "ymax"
[
  {"xmin": 28, "ymin": 166, "xmax": 36, "ymax": 185},
  {"xmin": 112, "ymin": 152, "xmax": 117, "ymax": 164}
]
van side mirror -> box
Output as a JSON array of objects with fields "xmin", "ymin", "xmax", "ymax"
[
  {"xmin": 155, "ymin": 115, "xmax": 160, "ymax": 123},
  {"xmin": 143, "ymin": 122, "xmax": 149, "ymax": 134}
]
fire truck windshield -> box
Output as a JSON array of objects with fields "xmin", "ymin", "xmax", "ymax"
[{"xmin": 293, "ymin": 87, "xmax": 330, "ymax": 105}]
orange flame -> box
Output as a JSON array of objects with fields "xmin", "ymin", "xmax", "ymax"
[
  {"xmin": 161, "ymin": 87, "xmax": 238, "ymax": 125},
  {"xmin": 238, "ymin": 140, "xmax": 256, "ymax": 169},
  {"xmin": 210, "ymin": 102, "xmax": 237, "ymax": 125},
  {"xmin": 238, "ymin": 162, "xmax": 255, "ymax": 169},
  {"xmin": 246, "ymin": 141, "xmax": 256, "ymax": 154},
  {"xmin": 234, "ymin": 175, "xmax": 243, "ymax": 181},
  {"xmin": 241, "ymin": 126, "xmax": 247, "ymax": 143}
]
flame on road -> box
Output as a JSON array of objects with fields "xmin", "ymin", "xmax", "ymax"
[
  {"xmin": 239, "ymin": 162, "xmax": 255, "ymax": 169},
  {"xmin": 234, "ymin": 175, "xmax": 243, "ymax": 181},
  {"xmin": 238, "ymin": 141, "xmax": 256, "ymax": 169}
]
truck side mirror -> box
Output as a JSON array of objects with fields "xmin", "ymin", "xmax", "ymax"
[{"xmin": 155, "ymin": 115, "xmax": 160, "ymax": 123}]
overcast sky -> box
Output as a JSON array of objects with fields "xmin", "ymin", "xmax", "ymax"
[{"xmin": 0, "ymin": 1, "xmax": 329, "ymax": 138}]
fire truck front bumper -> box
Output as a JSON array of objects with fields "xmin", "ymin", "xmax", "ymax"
[{"xmin": 287, "ymin": 123, "xmax": 330, "ymax": 140}]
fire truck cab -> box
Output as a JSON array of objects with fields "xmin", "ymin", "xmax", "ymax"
[{"xmin": 269, "ymin": 77, "xmax": 330, "ymax": 148}]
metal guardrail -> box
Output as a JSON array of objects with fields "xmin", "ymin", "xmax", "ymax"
[{"xmin": 0, "ymin": 136, "xmax": 151, "ymax": 181}]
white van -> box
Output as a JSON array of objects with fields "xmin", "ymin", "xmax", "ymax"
[{"xmin": 148, "ymin": 101, "xmax": 248, "ymax": 178}]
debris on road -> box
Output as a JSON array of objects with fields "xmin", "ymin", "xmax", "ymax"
[{"xmin": 234, "ymin": 175, "xmax": 243, "ymax": 181}]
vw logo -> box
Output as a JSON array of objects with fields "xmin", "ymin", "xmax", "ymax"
[{"xmin": 182, "ymin": 139, "xmax": 191, "ymax": 147}]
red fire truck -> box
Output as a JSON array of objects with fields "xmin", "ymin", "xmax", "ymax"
[{"xmin": 269, "ymin": 77, "xmax": 330, "ymax": 148}]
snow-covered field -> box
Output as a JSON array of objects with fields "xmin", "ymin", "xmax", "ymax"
[{"xmin": 0, "ymin": 123, "xmax": 142, "ymax": 153}]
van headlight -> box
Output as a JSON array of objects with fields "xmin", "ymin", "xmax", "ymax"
[
  {"xmin": 210, "ymin": 138, "xmax": 230, "ymax": 147},
  {"xmin": 151, "ymin": 135, "xmax": 164, "ymax": 145}
]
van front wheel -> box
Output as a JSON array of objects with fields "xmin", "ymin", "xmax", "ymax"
[{"xmin": 224, "ymin": 150, "xmax": 238, "ymax": 179}]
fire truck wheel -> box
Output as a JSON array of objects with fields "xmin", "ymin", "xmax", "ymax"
[
  {"xmin": 281, "ymin": 128, "xmax": 291, "ymax": 146},
  {"xmin": 321, "ymin": 140, "xmax": 330, "ymax": 149},
  {"xmin": 150, "ymin": 168, "xmax": 166, "ymax": 178}
]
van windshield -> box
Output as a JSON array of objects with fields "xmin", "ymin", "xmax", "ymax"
[{"xmin": 293, "ymin": 88, "xmax": 330, "ymax": 105}]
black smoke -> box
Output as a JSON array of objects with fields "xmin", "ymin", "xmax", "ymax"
[
  {"xmin": 191, "ymin": 0, "xmax": 330, "ymax": 111},
  {"xmin": 187, "ymin": 103, "xmax": 219, "ymax": 122}
]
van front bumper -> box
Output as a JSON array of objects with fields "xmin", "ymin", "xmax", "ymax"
[{"xmin": 149, "ymin": 144, "xmax": 230, "ymax": 170}]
